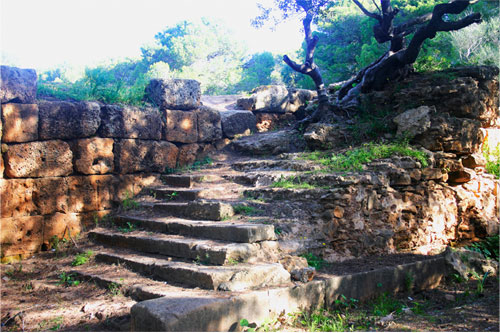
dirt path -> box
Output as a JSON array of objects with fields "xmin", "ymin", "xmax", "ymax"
[{"xmin": 201, "ymin": 95, "xmax": 241, "ymax": 111}]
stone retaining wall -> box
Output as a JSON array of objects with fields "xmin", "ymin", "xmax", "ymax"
[
  {"xmin": 0, "ymin": 66, "xmax": 225, "ymax": 261},
  {"xmin": 293, "ymin": 66, "xmax": 500, "ymax": 259}
]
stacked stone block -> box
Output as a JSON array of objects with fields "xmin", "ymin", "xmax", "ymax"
[{"xmin": 0, "ymin": 68, "xmax": 223, "ymax": 261}]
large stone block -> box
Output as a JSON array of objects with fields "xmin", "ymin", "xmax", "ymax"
[
  {"xmin": 33, "ymin": 177, "xmax": 69, "ymax": 215},
  {"xmin": 1, "ymin": 151, "xmax": 4, "ymax": 179},
  {"xmin": 38, "ymin": 100, "xmax": 100, "ymax": 139},
  {"xmin": 1, "ymin": 103, "xmax": 38, "ymax": 142},
  {"xmin": 70, "ymin": 138, "xmax": 114, "ymax": 175},
  {"xmin": 4, "ymin": 140, "xmax": 73, "ymax": 178},
  {"xmin": 43, "ymin": 213, "xmax": 81, "ymax": 246},
  {"xmin": 177, "ymin": 143, "xmax": 199, "ymax": 167},
  {"xmin": 116, "ymin": 174, "xmax": 162, "ymax": 201},
  {"xmin": 195, "ymin": 106, "xmax": 222, "ymax": 142},
  {"xmin": 99, "ymin": 104, "xmax": 162, "ymax": 139},
  {"xmin": 165, "ymin": 110, "xmax": 198, "ymax": 143},
  {"xmin": 237, "ymin": 85, "xmax": 289, "ymax": 113},
  {"xmin": 0, "ymin": 216, "xmax": 44, "ymax": 258},
  {"xmin": 67, "ymin": 176, "xmax": 103, "ymax": 213},
  {"xmin": 0, "ymin": 65, "xmax": 37, "ymax": 104},
  {"xmin": 90, "ymin": 175, "xmax": 117, "ymax": 210},
  {"xmin": 115, "ymin": 139, "xmax": 178, "ymax": 173},
  {"xmin": 220, "ymin": 110, "xmax": 256, "ymax": 139},
  {"xmin": 414, "ymin": 115, "xmax": 482, "ymax": 154},
  {"xmin": 0, "ymin": 178, "xmax": 36, "ymax": 218},
  {"xmin": 145, "ymin": 79, "xmax": 201, "ymax": 111}
]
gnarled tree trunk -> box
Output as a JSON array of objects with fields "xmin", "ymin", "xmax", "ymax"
[
  {"xmin": 339, "ymin": 0, "xmax": 482, "ymax": 103},
  {"xmin": 283, "ymin": 1, "xmax": 328, "ymax": 123}
]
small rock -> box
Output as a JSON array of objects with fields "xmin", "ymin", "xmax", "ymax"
[
  {"xmin": 445, "ymin": 294, "xmax": 456, "ymax": 302},
  {"xmin": 291, "ymin": 267, "xmax": 316, "ymax": 282}
]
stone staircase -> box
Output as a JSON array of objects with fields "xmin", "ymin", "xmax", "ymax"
[{"xmin": 73, "ymin": 158, "xmax": 298, "ymax": 297}]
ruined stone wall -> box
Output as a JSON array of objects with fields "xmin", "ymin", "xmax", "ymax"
[
  {"xmin": 0, "ymin": 66, "xmax": 223, "ymax": 261},
  {"xmin": 292, "ymin": 66, "xmax": 500, "ymax": 260}
]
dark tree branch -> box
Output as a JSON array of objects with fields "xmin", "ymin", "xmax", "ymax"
[
  {"xmin": 283, "ymin": 1, "xmax": 326, "ymax": 98},
  {"xmin": 352, "ymin": 0, "xmax": 381, "ymax": 20},
  {"xmin": 340, "ymin": 0, "xmax": 482, "ymax": 103}
]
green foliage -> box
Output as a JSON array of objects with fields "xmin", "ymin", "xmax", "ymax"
[
  {"xmin": 236, "ymin": 52, "xmax": 280, "ymax": 92},
  {"xmin": 239, "ymin": 318, "xmax": 256, "ymax": 332},
  {"xmin": 57, "ymin": 272, "xmax": 80, "ymax": 287},
  {"xmin": 121, "ymin": 191, "xmax": 139, "ymax": 211},
  {"xmin": 142, "ymin": 18, "xmax": 247, "ymax": 95},
  {"xmin": 107, "ymin": 282, "xmax": 122, "ymax": 296},
  {"xmin": 483, "ymin": 143, "xmax": 500, "ymax": 179},
  {"xmin": 233, "ymin": 204, "xmax": 263, "ymax": 216},
  {"xmin": 194, "ymin": 253, "xmax": 211, "ymax": 266},
  {"xmin": 371, "ymin": 292, "xmax": 404, "ymax": 317},
  {"xmin": 71, "ymin": 250, "xmax": 93, "ymax": 266},
  {"xmin": 38, "ymin": 59, "xmax": 150, "ymax": 105},
  {"xmin": 300, "ymin": 253, "xmax": 327, "ymax": 270},
  {"xmin": 301, "ymin": 142, "xmax": 428, "ymax": 173},
  {"xmin": 38, "ymin": 316, "xmax": 64, "ymax": 331},
  {"xmin": 118, "ymin": 222, "xmax": 138, "ymax": 233},
  {"xmin": 297, "ymin": 309, "xmax": 353, "ymax": 332},
  {"xmin": 465, "ymin": 235, "xmax": 499, "ymax": 261},
  {"xmin": 271, "ymin": 175, "xmax": 317, "ymax": 189}
]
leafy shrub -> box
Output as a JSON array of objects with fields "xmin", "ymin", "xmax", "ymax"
[
  {"xmin": 465, "ymin": 235, "xmax": 499, "ymax": 261},
  {"xmin": 300, "ymin": 253, "xmax": 327, "ymax": 270},
  {"xmin": 71, "ymin": 250, "xmax": 93, "ymax": 266}
]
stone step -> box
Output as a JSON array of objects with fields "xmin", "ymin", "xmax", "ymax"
[
  {"xmin": 160, "ymin": 174, "xmax": 225, "ymax": 188},
  {"xmin": 95, "ymin": 249, "xmax": 290, "ymax": 291},
  {"xmin": 70, "ymin": 262, "xmax": 214, "ymax": 302},
  {"xmin": 232, "ymin": 159, "xmax": 322, "ymax": 172},
  {"xmin": 114, "ymin": 215, "xmax": 277, "ymax": 243},
  {"xmin": 89, "ymin": 229, "xmax": 268, "ymax": 265},
  {"xmin": 145, "ymin": 200, "xmax": 234, "ymax": 221},
  {"xmin": 149, "ymin": 186, "xmax": 232, "ymax": 202}
]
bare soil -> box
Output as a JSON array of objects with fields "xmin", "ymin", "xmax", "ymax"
[
  {"xmin": 201, "ymin": 94, "xmax": 241, "ymax": 111},
  {"xmin": 0, "ymin": 234, "xmax": 133, "ymax": 332}
]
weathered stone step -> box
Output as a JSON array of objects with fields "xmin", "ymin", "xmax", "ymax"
[
  {"xmin": 231, "ymin": 159, "xmax": 322, "ymax": 172},
  {"xmin": 144, "ymin": 200, "xmax": 234, "ymax": 221},
  {"xmin": 95, "ymin": 249, "xmax": 290, "ymax": 291},
  {"xmin": 114, "ymin": 215, "xmax": 276, "ymax": 243},
  {"xmin": 225, "ymin": 171, "xmax": 298, "ymax": 187},
  {"xmin": 89, "ymin": 229, "xmax": 269, "ymax": 265},
  {"xmin": 149, "ymin": 186, "xmax": 232, "ymax": 202},
  {"xmin": 71, "ymin": 263, "xmax": 214, "ymax": 302},
  {"xmin": 160, "ymin": 174, "xmax": 225, "ymax": 188},
  {"xmin": 243, "ymin": 188, "xmax": 332, "ymax": 202}
]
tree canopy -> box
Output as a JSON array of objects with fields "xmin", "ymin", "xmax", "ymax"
[{"xmin": 37, "ymin": 1, "xmax": 499, "ymax": 105}]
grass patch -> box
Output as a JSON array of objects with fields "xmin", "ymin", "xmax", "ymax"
[
  {"xmin": 297, "ymin": 309, "xmax": 354, "ymax": 331},
  {"xmin": 371, "ymin": 292, "xmax": 404, "ymax": 317},
  {"xmin": 271, "ymin": 175, "xmax": 318, "ymax": 189},
  {"xmin": 117, "ymin": 221, "xmax": 138, "ymax": 233},
  {"xmin": 121, "ymin": 191, "xmax": 139, "ymax": 211},
  {"xmin": 71, "ymin": 250, "xmax": 93, "ymax": 266},
  {"xmin": 300, "ymin": 141, "xmax": 429, "ymax": 172},
  {"xmin": 233, "ymin": 204, "xmax": 263, "ymax": 216}
]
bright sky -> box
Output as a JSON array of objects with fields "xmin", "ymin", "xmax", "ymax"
[{"xmin": 1, "ymin": 0, "xmax": 304, "ymax": 72}]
